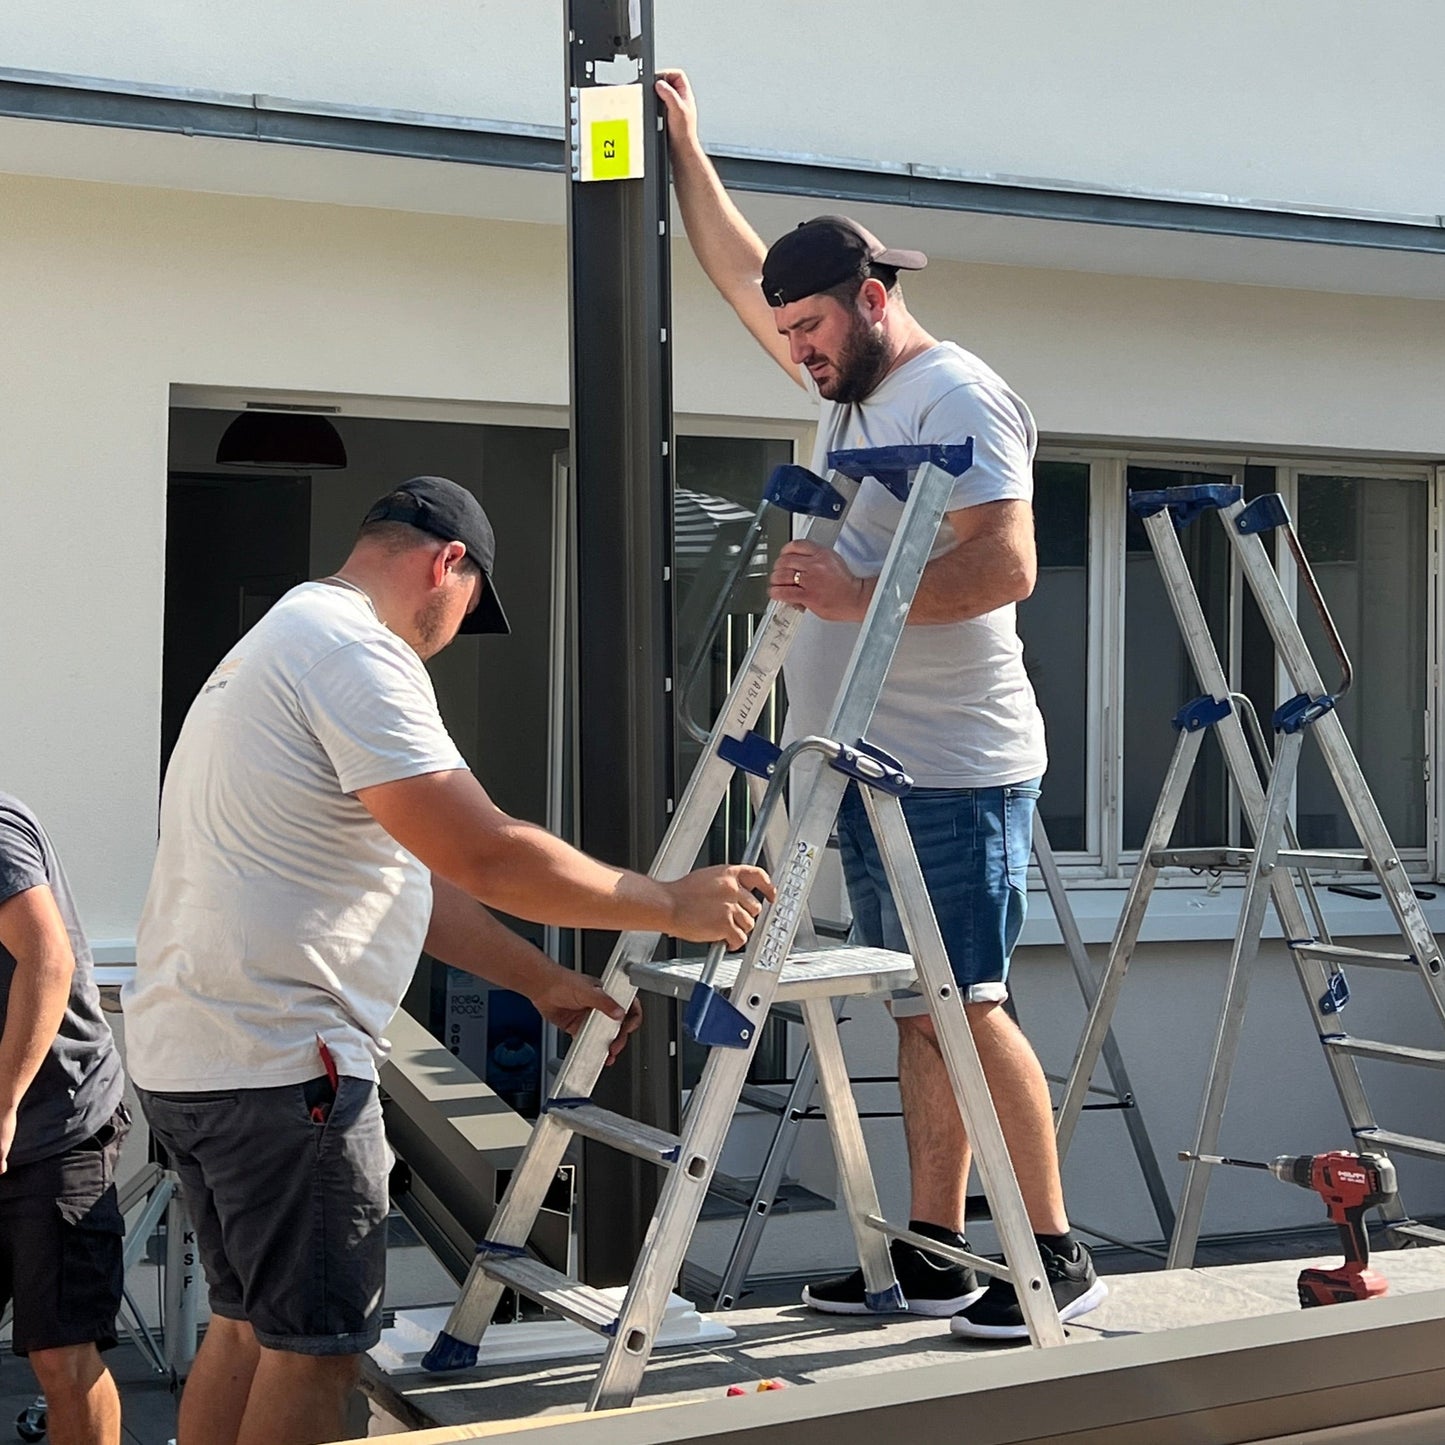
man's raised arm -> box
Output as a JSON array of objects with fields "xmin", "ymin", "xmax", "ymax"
[{"xmin": 656, "ymin": 68, "xmax": 800, "ymax": 384}]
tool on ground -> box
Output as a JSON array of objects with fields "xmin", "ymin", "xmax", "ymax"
[
  {"xmin": 1057, "ymin": 482, "xmax": 1443, "ymax": 1268},
  {"xmin": 1178, "ymin": 1149, "xmax": 1395, "ymax": 1306},
  {"xmin": 420, "ymin": 443, "xmax": 1069, "ymax": 1410}
]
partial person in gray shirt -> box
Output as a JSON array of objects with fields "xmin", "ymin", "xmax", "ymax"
[
  {"xmin": 657, "ymin": 69, "xmax": 1105, "ymax": 1339},
  {"xmin": 0, "ymin": 792, "xmax": 128, "ymax": 1445}
]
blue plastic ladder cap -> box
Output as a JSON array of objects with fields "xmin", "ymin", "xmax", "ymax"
[
  {"xmin": 826, "ymin": 441, "xmax": 975, "ymax": 499},
  {"xmin": 422, "ymin": 1331, "xmax": 479, "ymax": 1373},
  {"xmin": 1274, "ymin": 693, "xmax": 1336, "ymax": 734},
  {"xmin": 684, "ymin": 982, "xmax": 753, "ymax": 1049},
  {"xmin": 828, "ymin": 738, "xmax": 913, "ymax": 796},
  {"xmin": 1236, "ymin": 493, "xmax": 1291, "ymax": 535},
  {"xmin": 1129, "ymin": 484, "xmax": 1242, "ymax": 529},
  {"xmin": 1172, "ymin": 696, "xmax": 1232, "ymax": 732},
  {"xmin": 718, "ymin": 731, "xmax": 782, "ymax": 781},
  {"xmin": 763, "ymin": 464, "xmax": 847, "ymax": 518},
  {"xmin": 865, "ymin": 1284, "xmax": 909, "ymax": 1313},
  {"xmin": 1320, "ymin": 973, "xmax": 1350, "ymax": 1015}
]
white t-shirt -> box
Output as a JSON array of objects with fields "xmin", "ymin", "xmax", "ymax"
[
  {"xmin": 783, "ymin": 342, "xmax": 1048, "ymax": 788},
  {"xmin": 124, "ymin": 582, "xmax": 467, "ymax": 1090}
]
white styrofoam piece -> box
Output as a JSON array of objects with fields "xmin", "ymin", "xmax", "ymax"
[{"xmin": 371, "ymin": 1291, "xmax": 735, "ymax": 1375}]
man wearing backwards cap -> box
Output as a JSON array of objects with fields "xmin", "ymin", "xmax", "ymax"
[
  {"xmin": 124, "ymin": 475, "xmax": 774, "ymax": 1445},
  {"xmin": 658, "ymin": 71, "xmax": 1103, "ymax": 1340}
]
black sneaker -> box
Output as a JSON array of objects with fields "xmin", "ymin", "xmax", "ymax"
[
  {"xmin": 949, "ymin": 1241, "xmax": 1107, "ymax": 1339},
  {"xmin": 802, "ymin": 1237, "xmax": 985, "ymax": 1318}
]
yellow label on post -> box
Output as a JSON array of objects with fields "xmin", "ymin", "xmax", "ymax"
[
  {"xmin": 576, "ymin": 83, "xmax": 644, "ymax": 182},
  {"xmin": 590, "ymin": 119, "xmax": 630, "ymax": 180}
]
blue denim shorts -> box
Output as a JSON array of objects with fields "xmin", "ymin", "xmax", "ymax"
[{"xmin": 836, "ymin": 778, "xmax": 1042, "ymax": 1009}]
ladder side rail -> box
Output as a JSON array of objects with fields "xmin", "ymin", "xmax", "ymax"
[
  {"xmin": 862, "ymin": 788, "xmax": 1066, "ymax": 1347},
  {"xmin": 713, "ymin": 1038, "xmax": 821, "ymax": 1309},
  {"xmin": 1221, "ymin": 504, "xmax": 1445, "ymax": 1011},
  {"xmin": 1143, "ymin": 508, "xmax": 1395, "ymax": 1245},
  {"xmin": 1055, "ymin": 725, "xmax": 1205, "ymax": 1161},
  {"xmin": 1036, "ymin": 821, "xmax": 1176, "ymax": 1240},
  {"xmin": 798, "ymin": 997, "xmax": 903, "ymax": 1310},
  {"xmin": 590, "ymin": 458, "xmax": 964, "ymax": 1404},
  {"xmin": 1167, "ymin": 729, "xmax": 1303, "ymax": 1268}
]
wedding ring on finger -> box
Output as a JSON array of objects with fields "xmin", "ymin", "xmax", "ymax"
[{"xmin": 792, "ymin": 569, "xmax": 803, "ymax": 586}]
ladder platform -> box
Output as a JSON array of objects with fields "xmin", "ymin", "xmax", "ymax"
[
  {"xmin": 1323, "ymin": 1037, "xmax": 1445, "ymax": 1069},
  {"xmin": 1353, "ymin": 1128, "xmax": 1445, "ymax": 1162},
  {"xmin": 1292, "ymin": 942, "xmax": 1417, "ymax": 972},
  {"xmin": 474, "ymin": 1254, "xmax": 620, "ymax": 1336},
  {"xmin": 1150, "ymin": 846, "xmax": 1374, "ymax": 872},
  {"xmin": 542, "ymin": 1100, "xmax": 681, "ymax": 1165},
  {"xmin": 629, "ymin": 946, "xmax": 914, "ymax": 1004}
]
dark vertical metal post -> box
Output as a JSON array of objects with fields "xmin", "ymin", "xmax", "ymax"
[{"xmin": 565, "ymin": 0, "xmax": 677, "ymax": 1285}]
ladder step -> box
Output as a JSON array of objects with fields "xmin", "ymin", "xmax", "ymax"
[
  {"xmin": 1278, "ymin": 849, "xmax": 1375, "ymax": 872},
  {"xmin": 1353, "ymin": 1128, "xmax": 1445, "ymax": 1162},
  {"xmin": 543, "ymin": 1100, "xmax": 682, "ymax": 1165},
  {"xmin": 630, "ymin": 945, "xmax": 915, "ymax": 1004},
  {"xmin": 1388, "ymin": 1220, "xmax": 1445, "ymax": 1247},
  {"xmin": 739, "ymin": 1083, "xmax": 793, "ymax": 1114},
  {"xmin": 1149, "ymin": 847, "xmax": 1375, "ymax": 873},
  {"xmin": 1322, "ymin": 1037, "xmax": 1445, "ymax": 1069},
  {"xmin": 1292, "ymin": 942, "xmax": 1417, "ymax": 972},
  {"xmin": 475, "ymin": 1253, "xmax": 620, "ymax": 1335}
]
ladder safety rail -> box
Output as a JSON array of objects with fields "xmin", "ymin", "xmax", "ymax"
[{"xmin": 677, "ymin": 462, "xmax": 848, "ymax": 746}]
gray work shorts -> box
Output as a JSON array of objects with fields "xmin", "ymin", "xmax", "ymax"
[{"xmin": 137, "ymin": 1076, "xmax": 390, "ymax": 1355}]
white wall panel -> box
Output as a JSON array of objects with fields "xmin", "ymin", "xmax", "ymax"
[{"xmin": 2, "ymin": 2, "xmax": 1441, "ymax": 215}]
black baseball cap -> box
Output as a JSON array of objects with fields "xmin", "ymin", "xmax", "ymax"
[
  {"xmin": 362, "ymin": 476, "xmax": 511, "ymax": 634},
  {"xmin": 760, "ymin": 215, "xmax": 928, "ymax": 308}
]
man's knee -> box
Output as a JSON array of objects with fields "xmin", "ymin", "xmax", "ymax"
[{"xmin": 28, "ymin": 1341, "xmax": 106, "ymax": 1396}]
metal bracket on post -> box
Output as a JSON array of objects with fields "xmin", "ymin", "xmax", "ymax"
[
  {"xmin": 1235, "ymin": 493, "xmax": 1291, "ymax": 535},
  {"xmin": 1273, "ymin": 692, "xmax": 1337, "ymax": 734},
  {"xmin": 1173, "ymin": 695, "xmax": 1233, "ymax": 732},
  {"xmin": 763, "ymin": 464, "xmax": 847, "ymax": 517}
]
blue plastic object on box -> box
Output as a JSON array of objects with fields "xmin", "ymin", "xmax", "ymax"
[
  {"xmin": 422, "ymin": 1330, "xmax": 480, "ymax": 1373},
  {"xmin": 1129, "ymin": 484, "xmax": 1242, "ymax": 529},
  {"xmin": 825, "ymin": 441, "xmax": 975, "ymax": 500},
  {"xmin": 764, "ymin": 464, "xmax": 847, "ymax": 517}
]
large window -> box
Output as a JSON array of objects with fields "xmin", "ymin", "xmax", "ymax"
[{"xmin": 1019, "ymin": 451, "xmax": 1437, "ymax": 879}]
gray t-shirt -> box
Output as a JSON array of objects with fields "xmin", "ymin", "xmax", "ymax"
[
  {"xmin": 0, "ymin": 793, "xmax": 123, "ymax": 1167},
  {"xmin": 783, "ymin": 342, "xmax": 1048, "ymax": 788},
  {"xmin": 124, "ymin": 581, "xmax": 468, "ymax": 1091}
]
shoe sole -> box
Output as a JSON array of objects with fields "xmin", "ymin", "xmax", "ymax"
[
  {"xmin": 949, "ymin": 1277, "xmax": 1109, "ymax": 1340},
  {"xmin": 803, "ymin": 1284, "xmax": 987, "ymax": 1318}
]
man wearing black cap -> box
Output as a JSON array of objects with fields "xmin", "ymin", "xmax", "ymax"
[
  {"xmin": 124, "ymin": 475, "xmax": 773, "ymax": 1445},
  {"xmin": 658, "ymin": 71, "xmax": 1102, "ymax": 1340}
]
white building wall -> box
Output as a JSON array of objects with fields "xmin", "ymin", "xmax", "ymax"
[
  {"xmin": 1, "ymin": 1, "xmax": 1442, "ymax": 215},
  {"xmin": 4, "ymin": 167, "xmax": 1445, "ymax": 929}
]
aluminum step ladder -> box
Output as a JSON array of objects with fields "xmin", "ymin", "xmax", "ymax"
[
  {"xmin": 420, "ymin": 443, "xmax": 1067, "ymax": 1410},
  {"xmin": 702, "ymin": 818, "xmax": 1175, "ymax": 1309},
  {"xmin": 1056, "ymin": 483, "xmax": 1445, "ymax": 1268}
]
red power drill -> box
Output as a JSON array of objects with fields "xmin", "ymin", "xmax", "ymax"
[{"xmin": 1178, "ymin": 1149, "xmax": 1397, "ymax": 1307}]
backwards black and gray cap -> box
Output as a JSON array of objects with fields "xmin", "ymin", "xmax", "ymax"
[
  {"xmin": 362, "ymin": 476, "xmax": 511, "ymax": 634},
  {"xmin": 760, "ymin": 215, "xmax": 928, "ymax": 308}
]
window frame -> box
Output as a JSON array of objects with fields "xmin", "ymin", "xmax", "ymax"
[{"xmin": 1034, "ymin": 445, "xmax": 1440, "ymax": 885}]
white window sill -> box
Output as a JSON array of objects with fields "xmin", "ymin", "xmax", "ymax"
[{"xmin": 1020, "ymin": 881, "xmax": 1445, "ymax": 948}]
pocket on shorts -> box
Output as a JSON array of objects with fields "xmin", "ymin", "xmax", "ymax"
[
  {"xmin": 55, "ymin": 1175, "xmax": 126, "ymax": 1331},
  {"xmin": 1001, "ymin": 781, "xmax": 1041, "ymax": 892}
]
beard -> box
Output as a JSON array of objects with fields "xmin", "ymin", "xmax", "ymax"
[
  {"xmin": 818, "ymin": 312, "xmax": 892, "ymax": 404},
  {"xmin": 413, "ymin": 589, "xmax": 453, "ymax": 659}
]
